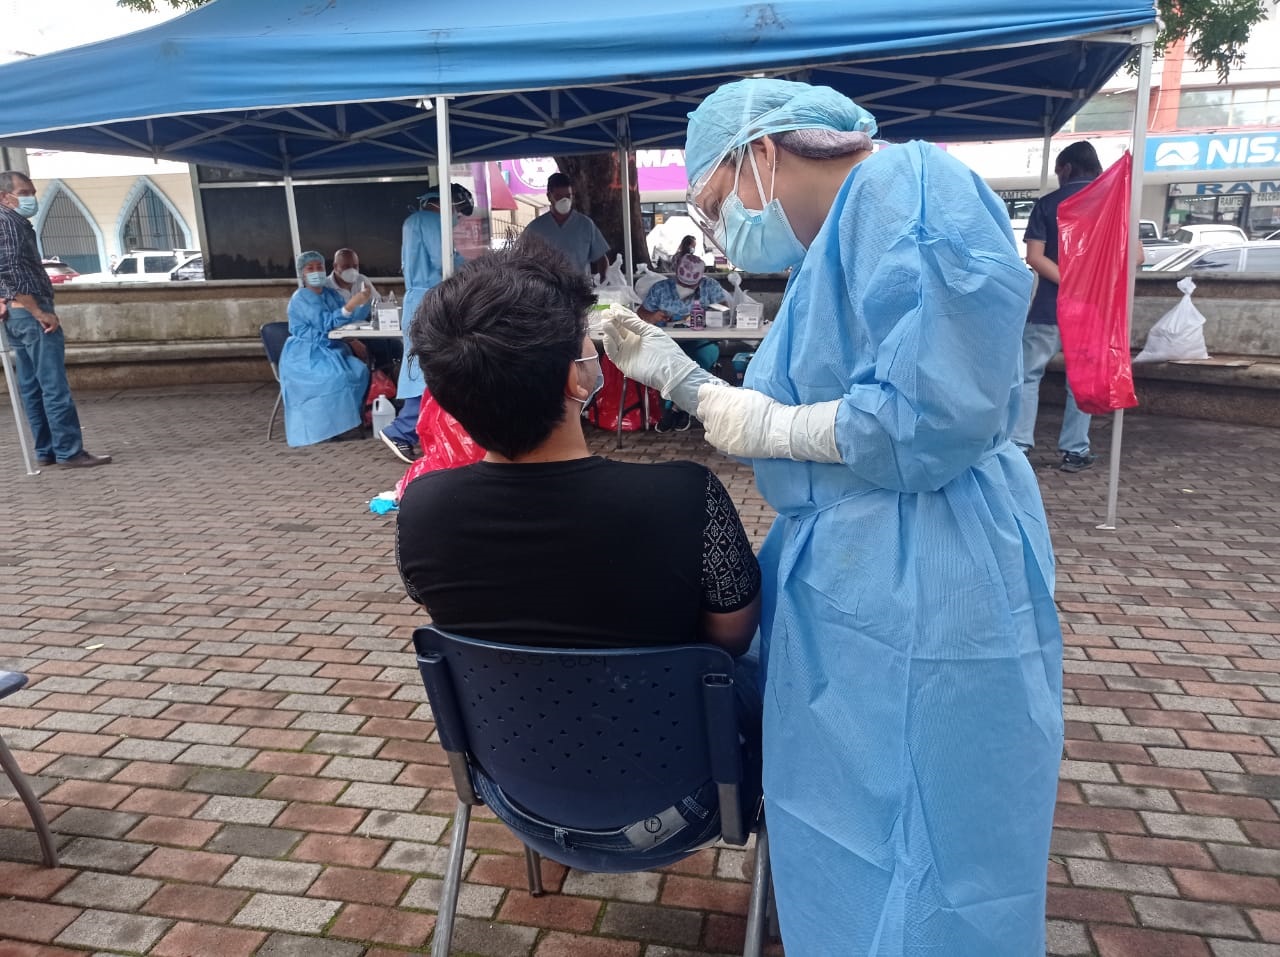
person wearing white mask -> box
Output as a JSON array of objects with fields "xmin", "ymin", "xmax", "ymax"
[
  {"xmin": 520, "ymin": 172, "xmax": 610, "ymax": 282},
  {"xmin": 0, "ymin": 170, "xmax": 111, "ymax": 468},
  {"xmin": 325, "ymin": 248, "xmax": 381, "ymax": 306}
]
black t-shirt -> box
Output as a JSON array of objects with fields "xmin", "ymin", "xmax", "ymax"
[
  {"xmin": 396, "ymin": 456, "xmax": 760, "ymax": 648},
  {"xmin": 1025, "ymin": 178, "xmax": 1094, "ymax": 325}
]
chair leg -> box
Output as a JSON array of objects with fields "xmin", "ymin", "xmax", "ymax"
[
  {"xmin": 267, "ymin": 391, "xmax": 283, "ymax": 441},
  {"xmin": 524, "ymin": 845, "xmax": 544, "ymax": 897},
  {"xmin": 431, "ymin": 799, "xmax": 471, "ymax": 957},
  {"xmin": 0, "ymin": 735, "xmax": 58, "ymax": 867},
  {"xmin": 743, "ymin": 821, "xmax": 771, "ymax": 957}
]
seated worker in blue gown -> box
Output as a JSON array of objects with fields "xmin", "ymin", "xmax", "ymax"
[
  {"xmin": 280, "ymin": 250, "xmax": 372, "ymax": 447},
  {"xmin": 396, "ymin": 240, "xmax": 763, "ymax": 869},
  {"xmin": 636, "ymin": 253, "xmax": 728, "ymax": 432}
]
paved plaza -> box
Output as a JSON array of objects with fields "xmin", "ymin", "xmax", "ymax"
[{"xmin": 1, "ymin": 382, "xmax": 1278, "ymax": 957}]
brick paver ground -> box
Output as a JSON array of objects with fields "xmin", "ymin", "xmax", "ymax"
[{"xmin": 0, "ymin": 382, "xmax": 1278, "ymax": 956}]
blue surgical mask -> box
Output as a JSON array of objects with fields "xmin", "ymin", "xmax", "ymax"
[
  {"xmin": 574, "ymin": 355, "xmax": 604, "ymax": 408},
  {"xmin": 714, "ymin": 151, "xmax": 806, "ymax": 274},
  {"xmin": 16, "ymin": 195, "xmax": 38, "ymax": 218},
  {"xmin": 304, "ymin": 271, "xmax": 326, "ymax": 288}
]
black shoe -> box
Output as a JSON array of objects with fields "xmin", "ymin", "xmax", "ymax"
[
  {"xmin": 673, "ymin": 410, "xmax": 692, "ymax": 432},
  {"xmin": 36, "ymin": 455, "xmax": 55, "ymax": 467},
  {"xmin": 380, "ymin": 430, "xmax": 419, "ymax": 464},
  {"xmin": 655, "ymin": 409, "xmax": 678, "ymax": 434},
  {"xmin": 1060, "ymin": 451, "xmax": 1095, "ymax": 473},
  {"xmin": 60, "ymin": 450, "xmax": 112, "ymax": 469}
]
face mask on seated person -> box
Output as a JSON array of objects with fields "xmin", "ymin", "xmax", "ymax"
[{"xmin": 338, "ymin": 268, "xmax": 360, "ymax": 284}]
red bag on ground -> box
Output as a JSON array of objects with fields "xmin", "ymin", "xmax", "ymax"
[
  {"xmin": 394, "ymin": 390, "xmax": 485, "ymax": 500},
  {"xmin": 585, "ymin": 353, "xmax": 662, "ymax": 432},
  {"xmin": 361, "ymin": 369, "xmax": 397, "ymax": 426},
  {"xmin": 1056, "ymin": 151, "xmax": 1139, "ymax": 415}
]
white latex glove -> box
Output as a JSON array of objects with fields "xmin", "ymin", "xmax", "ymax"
[
  {"xmin": 600, "ymin": 309, "xmax": 717, "ymax": 413},
  {"xmin": 697, "ymin": 383, "xmax": 843, "ymax": 463}
]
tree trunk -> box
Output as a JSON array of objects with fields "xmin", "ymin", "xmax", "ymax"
[{"xmin": 556, "ymin": 153, "xmax": 650, "ymax": 270}]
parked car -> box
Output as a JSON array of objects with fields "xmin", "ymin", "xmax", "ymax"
[
  {"xmin": 1265, "ymin": 229, "xmax": 1280, "ymax": 241},
  {"xmin": 41, "ymin": 258, "xmax": 79, "ymax": 284},
  {"xmin": 1168, "ymin": 224, "xmax": 1249, "ymax": 247},
  {"xmin": 1150, "ymin": 241, "xmax": 1280, "ymax": 274},
  {"xmin": 75, "ymin": 250, "xmax": 204, "ymax": 283}
]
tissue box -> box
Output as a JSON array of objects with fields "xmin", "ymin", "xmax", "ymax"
[
  {"xmin": 704, "ymin": 303, "xmax": 729, "ymax": 329},
  {"xmin": 595, "ymin": 289, "xmax": 627, "ymax": 307},
  {"xmin": 374, "ymin": 305, "xmax": 400, "ymax": 331},
  {"xmin": 735, "ymin": 302, "xmax": 763, "ymax": 329}
]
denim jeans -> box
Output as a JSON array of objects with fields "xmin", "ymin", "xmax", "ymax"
[
  {"xmin": 1010, "ymin": 322, "xmax": 1092, "ymax": 455},
  {"xmin": 383, "ymin": 394, "xmax": 420, "ymax": 443},
  {"xmin": 475, "ymin": 648, "xmax": 763, "ymax": 873},
  {"xmin": 1, "ymin": 306, "xmax": 84, "ymax": 461}
]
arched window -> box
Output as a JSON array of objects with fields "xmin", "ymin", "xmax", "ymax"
[
  {"xmin": 36, "ymin": 183, "xmax": 104, "ymax": 275},
  {"xmin": 119, "ymin": 178, "xmax": 190, "ymax": 252}
]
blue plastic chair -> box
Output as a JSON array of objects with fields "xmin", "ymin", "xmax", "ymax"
[
  {"xmin": 0, "ymin": 671, "xmax": 58, "ymax": 866},
  {"xmin": 259, "ymin": 321, "xmax": 290, "ymax": 441},
  {"xmin": 413, "ymin": 625, "xmax": 771, "ymax": 957}
]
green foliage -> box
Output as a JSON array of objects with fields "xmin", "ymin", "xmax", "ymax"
[
  {"xmin": 1151, "ymin": 0, "xmax": 1270, "ymax": 81},
  {"xmin": 115, "ymin": 0, "xmax": 204, "ymax": 11}
]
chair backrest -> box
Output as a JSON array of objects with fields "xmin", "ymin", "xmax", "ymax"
[
  {"xmin": 260, "ymin": 321, "xmax": 290, "ymax": 372},
  {"xmin": 414, "ymin": 626, "xmax": 744, "ymax": 832}
]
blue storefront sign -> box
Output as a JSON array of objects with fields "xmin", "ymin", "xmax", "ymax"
[{"xmin": 1146, "ymin": 132, "xmax": 1280, "ymax": 173}]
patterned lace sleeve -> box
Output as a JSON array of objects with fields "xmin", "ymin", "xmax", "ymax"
[{"xmin": 700, "ymin": 469, "xmax": 761, "ymax": 613}]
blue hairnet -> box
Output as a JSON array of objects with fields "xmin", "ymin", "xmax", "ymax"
[
  {"xmin": 296, "ymin": 250, "xmax": 324, "ymax": 276},
  {"xmin": 685, "ymin": 79, "xmax": 878, "ymax": 184}
]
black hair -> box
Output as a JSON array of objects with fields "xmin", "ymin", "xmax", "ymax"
[
  {"xmin": 1055, "ymin": 141, "xmax": 1103, "ymax": 179},
  {"xmin": 410, "ymin": 239, "xmax": 597, "ymax": 459},
  {"xmin": 546, "ymin": 172, "xmax": 572, "ymax": 193}
]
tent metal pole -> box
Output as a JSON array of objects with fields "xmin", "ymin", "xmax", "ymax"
[
  {"xmin": 283, "ymin": 175, "xmax": 302, "ymax": 265},
  {"xmin": 1, "ymin": 331, "xmax": 39, "ymax": 476},
  {"xmin": 1039, "ymin": 112, "xmax": 1052, "ymax": 192},
  {"xmin": 1100, "ymin": 25, "xmax": 1156, "ymax": 531},
  {"xmin": 618, "ymin": 118, "xmax": 634, "ymax": 280},
  {"xmin": 436, "ymin": 97, "xmax": 455, "ymax": 280}
]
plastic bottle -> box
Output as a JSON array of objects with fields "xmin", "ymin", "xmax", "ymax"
[
  {"xmin": 689, "ymin": 295, "xmax": 705, "ymax": 331},
  {"xmin": 371, "ymin": 395, "xmax": 396, "ymax": 435}
]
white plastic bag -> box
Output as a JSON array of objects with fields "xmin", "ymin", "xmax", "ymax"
[
  {"xmin": 1134, "ymin": 276, "xmax": 1210, "ymax": 363},
  {"xmin": 594, "ymin": 255, "xmax": 641, "ymax": 306},
  {"xmin": 632, "ymin": 263, "xmax": 663, "ymax": 298}
]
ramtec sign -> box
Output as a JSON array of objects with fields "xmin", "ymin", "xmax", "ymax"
[
  {"xmin": 1168, "ymin": 180, "xmax": 1280, "ymax": 196},
  {"xmin": 1146, "ymin": 132, "xmax": 1280, "ymax": 173}
]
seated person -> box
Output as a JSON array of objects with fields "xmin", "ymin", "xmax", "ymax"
[
  {"xmin": 326, "ymin": 246, "xmax": 400, "ymax": 375},
  {"xmin": 396, "ymin": 241, "xmax": 762, "ymax": 868},
  {"xmin": 636, "ymin": 252, "xmax": 728, "ymax": 433},
  {"xmin": 279, "ymin": 251, "xmax": 371, "ymax": 447}
]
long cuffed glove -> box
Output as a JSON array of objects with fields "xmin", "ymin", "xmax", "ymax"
[
  {"xmin": 601, "ymin": 309, "xmax": 718, "ymax": 413},
  {"xmin": 697, "ymin": 383, "xmax": 844, "ymax": 463}
]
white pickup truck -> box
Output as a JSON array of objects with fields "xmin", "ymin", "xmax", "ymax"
[{"xmin": 75, "ymin": 250, "xmax": 204, "ymax": 283}]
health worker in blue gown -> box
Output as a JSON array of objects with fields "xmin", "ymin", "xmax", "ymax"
[
  {"xmin": 378, "ymin": 183, "xmax": 473, "ymax": 463},
  {"xmin": 602, "ymin": 78, "xmax": 1063, "ymax": 957},
  {"xmin": 280, "ymin": 251, "xmax": 371, "ymax": 447}
]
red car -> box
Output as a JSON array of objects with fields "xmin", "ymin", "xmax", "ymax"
[{"xmin": 41, "ymin": 258, "xmax": 79, "ymax": 284}]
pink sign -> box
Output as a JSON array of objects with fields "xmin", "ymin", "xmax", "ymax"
[{"xmin": 500, "ymin": 150, "xmax": 689, "ymax": 195}]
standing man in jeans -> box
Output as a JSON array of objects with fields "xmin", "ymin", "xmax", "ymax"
[
  {"xmin": 0, "ymin": 171, "xmax": 111, "ymax": 469},
  {"xmin": 1011, "ymin": 141, "xmax": 1101, "ymax": 473}
]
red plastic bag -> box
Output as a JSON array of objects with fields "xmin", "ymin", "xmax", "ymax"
[
  {"xmin": 1056, "ymin": 151, "xmax": 1139, "ymax": 415},
  {"xmin": 361, "ymin": 369, "xmax": 397, "ymax": 426},
  {"xmin": 585, "ymin": 353, "xmax": 662, "ymax": 432},
  {"xmin": 395, "ymin": 390, "xmax": 485, "ymax": 500}
]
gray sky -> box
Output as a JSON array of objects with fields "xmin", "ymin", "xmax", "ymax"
[{"xmin": 5, "ymin": 0, "xmax": 180, "ymax": 59}]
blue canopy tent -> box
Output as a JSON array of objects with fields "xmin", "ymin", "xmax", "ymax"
[{"xmin": 0, "ymin": 0, "xmax": 1154, "ymax": 528}]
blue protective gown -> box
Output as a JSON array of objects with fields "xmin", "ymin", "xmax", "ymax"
[
  {"xmin": 280, "ymin": 287, "xmax": 369, "ymax": 447},
  {"xmin": 745, "ymin": 141, "xmax": 1063, "ymax": 956},
  {"xmin": 399, "ymin": 209, "xmax": 463, "ymax": 399}
]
